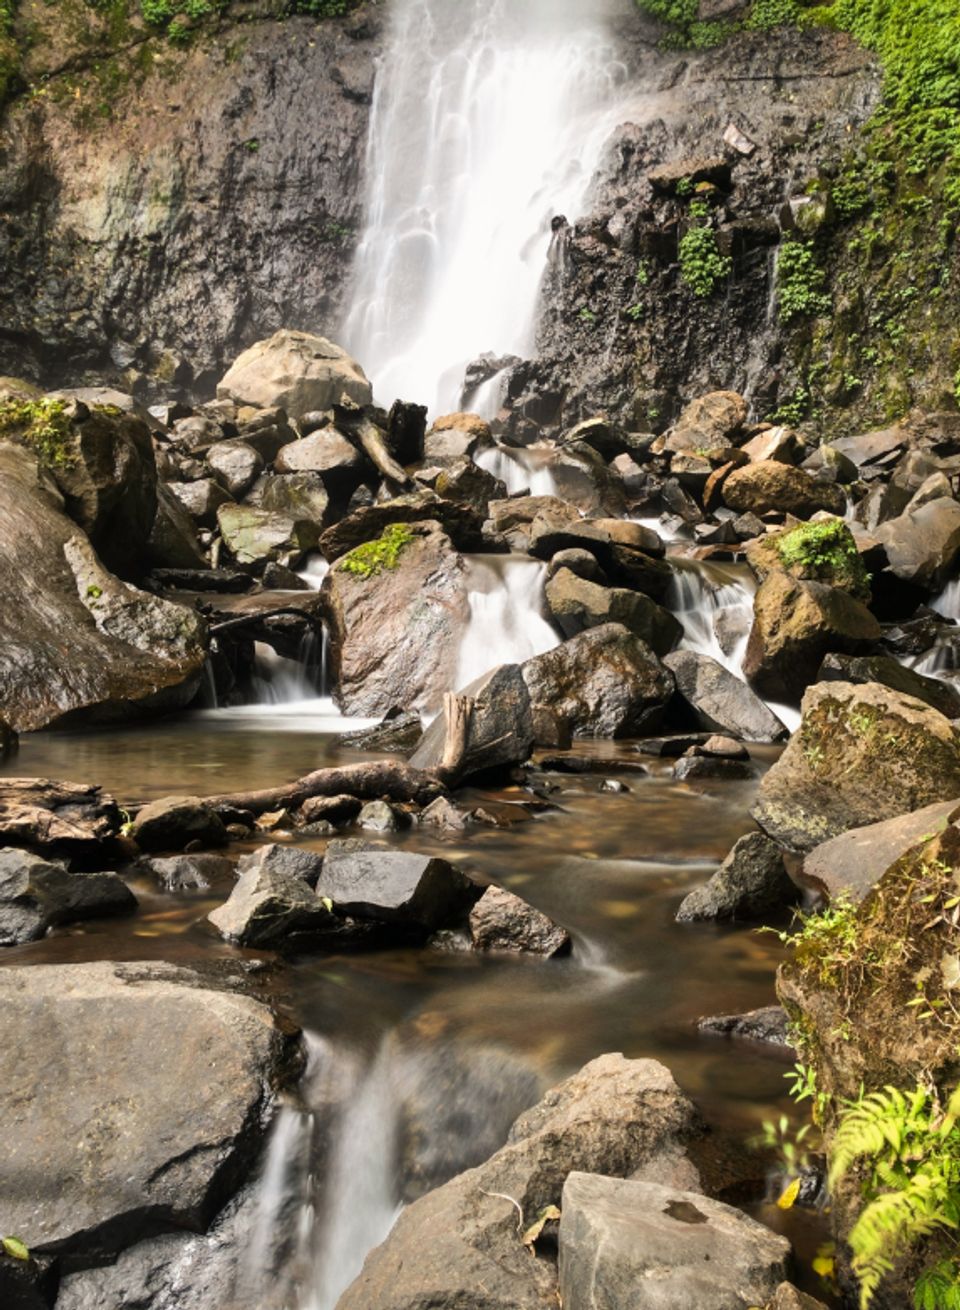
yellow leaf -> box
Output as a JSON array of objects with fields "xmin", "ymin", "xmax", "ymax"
[
  {"xmin": 812, "ymin": 1253, "xmax": 836, "ymax": 1279},
  {"xmin": 522, "ymin": 1205, "xmax": 561, "ymax": 1247},
  {"xmin": 777, "ymin": 1177, "xmax": 801, "ymax": 1210}
]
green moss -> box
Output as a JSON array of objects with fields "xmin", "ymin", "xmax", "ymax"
[
  {"xmin": 0, "ymin": 398, "xmax": 77, "ymax": 467},
  {"xmin": 340, "ymin": 523, "xmax": 414, "ymax": 580},
  {"xmin": 775, "ymin": 517, "xmax": 871, "ymax": 597},
  {"xmin": 678, "ymin": 224, "xmax": 732, "ymax": 297},
  {"xmin": 777, "ymin": 237, "xmax": 831, "ymax": 323}
]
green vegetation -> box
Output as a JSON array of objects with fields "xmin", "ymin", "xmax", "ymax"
[
  {"xmin": 1, "ymin": 1236, "xmax": 29, "ymax": 1260},
  {"xmin": 775, "ymin": 517, "xmax": 870, "ymax": 596},
  {"xmin": 777, "ymin": 238, "xmax": 831, "ymax": 323},
  {"xmin": 830, "ymin": 1083, "xmax": 960, "ymax": 1308},
  {"xmin": 678, "ymin": 224, "xmax": 731, "ymax": 297},
  {"xmin": 777, "ymin": 896, "xmax": 860, "ymax": 985},
  {"xmin": 0, "ymin": 0, "xmax": 18, "ymax": 106},
  {"xmin": 0, "ymin": 398, "xmax": 76, "ymax": 468},
  {"xmin": 340, "ymin": 523, "xmax": 414, "ymax": 580}
]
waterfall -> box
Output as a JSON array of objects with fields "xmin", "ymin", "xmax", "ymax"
[
  {"xmin": 666, "ymin": 558, "xmax": 756, "ymax": 677},
  {"xmin": 474, "ymin": 444, "xmax": 560, "ymax": 497},
  {"xmin": 343, "ymin": 0, "xmax": 630, "ymax": 415},
  {"xmin": 455, "ymin": 554, "xmax": 560, "ymax": 688}
]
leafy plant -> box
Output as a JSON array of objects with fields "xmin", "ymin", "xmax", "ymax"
[
  {"xmin": 1, "ymin": 1236, "xmax": 29, "ymax": 1260},
  {"xmin": 777, "ymin": 237, "xmax": 831, "ymax": 322},
  {"xmin": 0, "ymin": 398, "xmax": 76, "ymax": 468},
  {"xmin": 746, "ymin": 0, "xmax": 800, "ymax": 31},
  {"xmin": 679, "ymin": 224, "xmax": 732, "ymax": 297},
  {"xmin": 829, "ymin": 1083, "xmax": 960, "ymax": 1308},
  {"xmin": 340, "ymin": 523, "xmax": 414, "ymax": 579},
  {"xmin": 775, "ymin": 517, "xmax": 871, "ymax": 596}
]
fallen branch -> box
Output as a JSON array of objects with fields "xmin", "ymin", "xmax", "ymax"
[
  {"xmin": 353, "ymin": 415, "xmax": 412, "ymax": 488},
  {"xmin": 435, "ymin": 692, "xmax": 475, "ymax": 786},
  {"xmin": 203, "ymin": 760, "xmax": 445, "ymax": 816},
  {"xmin": 208, "ymin": 607, "xmax": 321, "ymax": 635}
]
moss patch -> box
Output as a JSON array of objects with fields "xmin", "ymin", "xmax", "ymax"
[
  {"xmin": 774, "ymin": 517, "xmax": 871, "ymax": 599},
  {"xmin": 339, "ymin": 523, "xmax": 414, "ymax": 580},
  {"xmin": 0, "ymin": 398, "xmax": 77, "ymax": 467}
]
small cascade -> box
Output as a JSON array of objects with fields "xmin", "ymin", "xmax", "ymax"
[
  {"xmin": 297, "ymin": 554, "xmax": 330, "ymax": 592},
  {"xmin": 930, "ymin": 576, "xmax": 960, "ymax": 623},
  {"xmin": 251, "ymin": 641, "xmax": 319, "ymax": 705},
  {"xmin": 455, "ymin": 554, "xmax": 560, "ymax": 688},
  {"xmin": 474, "ymin": 444, "xmax": 561, "ymax": 497},
  {"xmin": 666, "ymin": 557, "xmax": 756, "ymax": 677}
]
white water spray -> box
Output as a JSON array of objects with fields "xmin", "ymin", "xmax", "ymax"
[
  {"xmin": 475, "ymin": 444, "xmax": 561, "ymax": 497},
  {"xmin": 344, "ymin": 0, "xmax": 630, "ymax": 414},
  {"xmin": 455, "ymin": 555, "xmax": 559, "ymax": 688}
]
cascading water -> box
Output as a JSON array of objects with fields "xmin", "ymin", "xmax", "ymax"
[
  {"xmin": 343, "ymin": 0, "xmax": 631, "ymax": 415},
  {"xmin": 474, "ymin": 444, "xmax": 560, "ymax": 497},
  {"xmin": 455, "ymin": 554, "xmax": 560, "ymax": 688},
  {"xmin": 666, "ymin": 558, "xmax": 756, "ymax": 678}
]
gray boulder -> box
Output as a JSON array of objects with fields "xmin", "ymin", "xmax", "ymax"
[
  {"xmin": 208, "ymin": 859, "xmax": 334, "ymax": 948},
  {"xmin": 238, "ymin": 842, "xmax": 324, "ymax": 887},
  {"xmin": 876, "ymin": 496, "xmax": 960, "ymax": 591},
  {"xmin": 522, "ymin": 624, "xmax": 674, "ymax": 738},
  {"xmin": 0, "ymin": 961, "xmax": 297, "ymax": 1262},
  {"xmin": 409, "ymin": 664, "xmax": 534, "ymax": 779},
  {"xmin": 274, "ymin": 428, "xmax": 365, "ymax": 495},
  {"xmin": 558, "ymin": 1172, "xmax": 790, "ymax": 1310},
  {"xmin": 546, "ymin": 569, "xmax": 680, "ymax": 656},
  {"xmin": 676, "ymin": 831, "xmax": 796, "ymax": 922},
  {"xmin": 257, "ymin": 471, "xmax": 331, "ymax": 527},
  {"xmin": 469, "ymin": 884, "xmax": 571, "ymax": 956},
  {"xmin": 317, "ymin": 843, "xmax": 476, "ymax": 932},
  {"xmin": 216, "ymin": 330, "xmax": 372, "ymax": 419},
  {"xmin": 205, "ymin": 439, "xmax": 263, "ymax": 500},
  {"xmin": 168, "ymin": 478, "xmax": 231, "ymax": 528},
  {"xmin": 216, "ymin": 504, "xmax": 318, "ymax": 569},
  {"xmin": 0, "ymin": 847, "xmax": 136, "ymax": 945},
  {"xmin": 665, "ymin": 650, "xmax": 787, "ymax": 743},
  {"xmin": 141, "ymin": 853, "xmax": 234, "ymax": 892},
  {"xmin": 131, "ymin": 796, "xmax": 227, "ymax": 853}
]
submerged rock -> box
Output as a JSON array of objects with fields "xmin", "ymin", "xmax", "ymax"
[
  {"xmin": 0, "ymin": 961, "xmax": 298, "ymax": 1263},
  {"xmin": 697, "ymin": 1005, "xmax": 793, "ymax": 1049},
  {"xmin": 469, "ymin": 884, "xmax": 571, "ymax": 956},
  {"xmin": 676, "ymin": 831, "xmax": 796, "ymax": 922},
  {"xmin": 216, "ymin": 330, "xmax": 372, "ymax": 419},
  {"xmin": 0, "ymin": 847, "xmax": 136, "ymax": 945}
]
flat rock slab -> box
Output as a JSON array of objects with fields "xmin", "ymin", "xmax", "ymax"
[
  {"xmin": 0, "ymin": 962, "xmax": 295, "ymax": 1262},
  {"xmin": 559, "ymin": 1172, "xmax": 790, "ymax": 1310},
  {"xmin": 0, "ymin": 847, "xmax": 136, "ymax": 945}
]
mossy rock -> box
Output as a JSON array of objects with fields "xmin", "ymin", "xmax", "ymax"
[{"xmin": 746, "ymin": 517, "xmax": 872, "ymax": 602}]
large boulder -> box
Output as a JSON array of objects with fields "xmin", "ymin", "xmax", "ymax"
[
  {"xmin": 752, "ymin": 681, "xmax": 960, "ymax": 853},
  {"xmin": 0, "ymin": 779, "xmax": 123, "ymax": 865},
  {"xmin": 216, "ymin": 504, "xmax": 318, "ymax": 569},
  {"xmin": 338, "ymin": 1054, "xmax": 699, "ymax": 1310},
  {"xmin": 664, "ymin": 650, "xmax": 787, "ymax": 743},
  {"xmin": 522, "ymin": 624, "xmax": 674, "ymax": 738},
  {"xmin": 558, "ymin": 1172, "xmax": 790, "ymax": 1310},
  {"xmin": 256, "ymin": 471, "xmax": 331, "ymax": 528},
  {"xmin": 409, "ymin": 664, "xmax": 534, "ymax": 779},
  {"xmin": 664, "ymin": 391, "xmax": 748, "ymax": 452},
  {"xmin": 319, "ymin": 490, "xmax": 486, "ymax": 560},
  {"xmin": 875, "ymin": 496, "xmax": 960, "ymax": 591},
  {"xmin": 316, "ymin": 842, "xmax": 477, "ymax": 932},
  {"xmin": 274, "ymin": 428, "xmax": 366, "ymax": 496},
  {"xmin": 0, "ymin": 961, "xmax": 298, "ymax": 1262},
  {"xmin": 0, "ymin": 847, "xmax": 136, "ymax": 945},
  {"xmin": 743, "ymin": 572, "xmax": 881, "ymax": 702},
  {"xmin": 324, "ymin": 523, "xmax": 470, "ymax": 716},
  {"xmin": 722, "ymin": 460, "xmax": 846, "ymax": 518},
  {"xmin": 676, "ymin": 830, "xmax": 796, "ymax": 922},
  {"xmin": 545, "ymin": 569, "xmax": 680, "ymax": 656},
  {"xmin": 0, "ymin": 445, "xmax": 207, "ymax": 732},
  {"xmin": 817, "ymin": 651, "xmax": 960, "ymax": 720},
  {"xmin": 216, "ymin": 330, "xmax": 371, "ymax": 419}
]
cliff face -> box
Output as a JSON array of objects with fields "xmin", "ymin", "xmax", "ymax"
[{"xmin": 0, "ymin": 4, "xmax": 380, "ymax": 395}]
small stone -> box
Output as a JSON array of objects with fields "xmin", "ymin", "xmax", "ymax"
[
  {"xmin": 131, "ymin": 796, "xmax": 227, "ymax": 854},
  {"xmin": 469, "ymin": 885, "xmax": 570, "ymax": 956},
  {"xmin": 676, "ymin": 832, "xmax": 795, "ymax": 922},
  {"xmin": 723, "ymin": 121, "xmax": 757, "ymax": 156},
  {"xmin": 358, "ymin": 800, "xmax": 403, "ymax": 832},
  {"xmin": 599, "ymin": 779, "xmax": 629, "ymax": 793}
]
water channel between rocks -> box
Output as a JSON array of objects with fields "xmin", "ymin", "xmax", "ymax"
[{"xmin": 0, "ymin": 718, "xmax": 831, "ymax": 1307}]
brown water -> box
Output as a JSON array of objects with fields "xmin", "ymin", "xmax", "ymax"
[{"xmin": 1, "ymin": 711, "xmax": 834, "ymax": 1305}]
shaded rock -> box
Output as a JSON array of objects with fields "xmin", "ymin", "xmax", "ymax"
[
  {"xmin": 208, "ymin": 859, "xmax": 333, "ymax": 948},
  {"xmin": 339, "ymin": 1054, "xmax": 699, "ymax": 1310},
  {"xmin": 216, "ymin": 504, "xmax": 317, "ymax": 569},
  {"xmin": 317, "ymin": 843, "xmax": 477, "ymax": 932},
  {"xmin": 723, "ymin": 460, "xmax": 845, "ymax": 518},
  {"xmin": 665, "ymin": 650, "xmax": 787, "ymax": 743},
  {"xmin": 752, "ymin": 681, "xmax": 960, "ymax": 853},
  {"xmin": 205, "ymin": 440, "xmax": 263, "ymax": 500},
  {"xmin": 238, "ymin": 842, "xmax": 324, "ymax": 888},
  {"xmin": 0, "ymin": 718, "xmax": 18, "ymax": 760},
  {"xmin": 523, "ymin": 625, "xmax": 674, "ymax": 738},
  {"xmin": 0, "ymin": 779, "xmax": 123, "ymax": 865},
  {"xmin": 676, "ymin": 831, "xmax": 796, "ymax": 922},
  {"xmin": 410, "ymin": 663, "xmax": 534, "ymax": 780},
  {"xmin": 469, "ymin": 884, "xmax": 571, "ymax": 956},
  {"xmin": 325, "ymin": 524, "xmax": 469, "ymax": 716},
  {"xmin": 743, "ymin": 572, "xmax": 881, "ymax": 702},
  {"xmin": 320, "ymin": 490, "xmax": 486, "ymax": 560},
  {"xmin": 339, "ymin": 711, "xmax": 423, "ymax": 754},
  {"xmin": 800, "ymin": 799, "xmax": 960, "ymax": 905},
  {"xmin": 141, "ymin": 853, "xmax": 234, "ymax": 892},
  {"xmin": 0, "ymin": 847, "xmax": 136, "ymax": 945},
  {"xmin": 299, "ymin": 794, "xmax": 363, "ymax": 826},
  {"xmin": 875, "ymin": 496, "xmax": 960, "ymax": 591},
  {"xmin": 545, "ymin": 569, "xmax": 680, "ymax": 656},
  {"xmin": 0, "ymin": 961, "xmax": 297, "ymax": 1262},
  {"xmin": 147, "ymin": 482, "xmax": 209, "ymax": 571},
  {"xmin": 558, "ymin": 1172, "xmax": 789, "ymax": 1310},
  {"xmin": 358, "ymin": 799, "xmax": 404, "ymax": 832},
  {"xmin": 0, "ymin": 445, "xmax": 207, "ymax": 732},
  {"xmin": 257, "ymin": 471, "xmax": 331, "ymax": 527},
  {"xmin": 132, "ymin": 796, "xmax": 227, "ymax": 853},
  {"xmin": 672, "ymin": 753, "xmax": 754, "ymax": 781},
  {"xmin": 216, "ymin": 331, "xmax": 371, "ymax": 419},
  {"xmin": 772, "ymin": 1285, "xmax": 831, "ymax": 1310},
  {"xmin": 433, "ymin": 458, "xmax": 506, "ymax": 513},
  {"xmin": 167, "ymin": 478, "xmax": 231, "ymax": 528},
  {"xmin": 817, "ymin": 651, "xmax": 960, "ymax": 720},
  {"xmin": 546, "ymin": 547, "xmax": 606, "ymax": 583},
  {"xmin": 0, "ymin": 1250, "xmax": 58, "ymax": 1310},
  {"xmin": 697, "ymin": 1005, "xmax": 792, "ymax": 1048}
]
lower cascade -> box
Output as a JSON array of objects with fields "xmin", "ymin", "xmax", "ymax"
[{"xmin": 1, "ymin": 1, "xmax": 960, "ymax": 1310}]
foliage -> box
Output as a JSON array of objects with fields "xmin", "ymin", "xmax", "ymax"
[
  {"xmin": 777, "ymin": 237, "xmax": 831, "ymax": 322},
  {"xmin": 678, "ymin": 224, "xmax": 731, "ymax": 297},
  {"xmin": 746, "ymin": 0, "xmax": 800, "ymax": 30},
  {"xmin": 289, "ymin": 0, "xmax": 359, "ymax": 13},
  {"xmin": 829, "ymin": 1083, "xmax": 960, "ymax": 1308},
  {"xmin": 1, "ymin": 1236, "xmax": 29, "ymax": 1260},
  {"xmin": 340, "ymin": 523, "xmax": 414, "ymax": 579},
  {"xmin": 776, "ymin": 897, "xmax": 860, "ymax": 983},
  {"xmin": 0, "ymin": 0, "xmax": 18, "ymax": 107},
  {"xmin": 775, "ymin": 517, "xmax": 870, "ymax": 595},
  {"xmin": 0, "ymin": 398, "xmax": 76, "ymax": 468}
]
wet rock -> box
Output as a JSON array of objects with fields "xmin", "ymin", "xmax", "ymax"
[
  {"xmin": 423, "ymin": 412, "xmax": 490, "ymax": 462},
  {"xmin": 216, "ymin": 331, "xmax": 371, "ymax": 419},
  {"xmin": 600, "ymin": 778, "xmax": 629, "ymax": 793},
  {"xmin": 743, "ymin": 572, "xmax": 881, "ymax": 703},
  {"xmin": 0, "ymin": 718, "xmax": 18, "ymax": 760},
  {"xmin": 410, "ymin": 663, "xmax": 534, "ymax": 780},
  {"xmin": 0, "ymin": 961, "xmax": 298, "ymax": 1263},
  {"xmin": 672, "ymin": 753, "xmax": 754, "ymax": 781},
  {"xmin": 433, "ymin": 457, "xmax": 506, "ymax": 513},
  {"xmin": 419, "ymin": 796, "xmax": 471, "ymax": 830},
  {"xmin": 752, "ymin": 681, "xmax": 960, "ymax": 853},
  {"xmin": 487, "ymin": 494, "xmax": 579, "ymax": 542},
  {"xmin": 141, "ymin": 853, "xmax": 234, "ymax": 892},
  {"xmin": 523, "ymin": 624, "xmax": 674, "ymax": 739},
  {"xmin": 745, "ymin": 518, "xmax": 871, "ymax": 602},
  {"xmin": 168, "ymin": 477, "xmax": 231, "ymax": 528},
  {"xmin": 558, "ymin": 1172, "xmax": 789, "ymax": 1310},
  {"xmin": 697, "ymin": 1005, "xmax": 792, "ymax": 1048},
  {"xmin": 800, "ymin": 799, "xmax": 960, "ymax": 905},
  {"xmin": 131, "ymin": 796, "xmax": 228, "ymax": 853},
  {"xmin": 676, "ymin": 831, "xmax": 796, "ymax": 922},
  {"xmin": 358, "ymin": 799, "xmax": 404, "ymax": 832},
  {"xmin": 0, "ymin": 848, "xmax": 136, "ymax": 945},
  {"xmin": 722, "ymin": 460, "xmax": 846, "ymax": 518},
  {"xmin": 257, "ymin": 471, "xmax": 331, "ymax": 528},
  {"xmin": 324, "ymin": 523, "xmax": 469, "ymax": 716},
  {"xmin": 664, "ymin": 650, "xmax": 787, "ymax": 743},
  {"xmin": 147, "ymin": 482, "xmax": 209, "ymax": 571},
  {"xmin": 208, "ymin": 856, "xmax": 334, "ymax": 948},
  {"xmin": 299, "ymin": 794, "xmax": 363, "ymax": 826},
  {"xmin": 205, "ymin": 439, "xmax": 263, "ymax": 500},
  {"xmin": 317, "ymin": 842, "xmax": 478, "ymax": 932},
  {"xmin": 238, "ymin": 842, "xmax": 324, "ymax": 888},
  {"xmin": 0, "ymin": 445, "xmax": 207, "ymax": 732},
  {"xmin": 817, "ymin": 651, "xmax": 960, "ymax": 719},
  {"xmin": 320, "ymin": 490, "xmax": 486, "ymax": 560},
  {"xmin": 0, "ymin": 1250, "xmax": 58, "ymax": 1310},
  {"xmin": 339, "ymin": 711, "xmax": 424, "ymax": 754},
  {"xmin": 338, "ymin": 1054, "xmax": 700, "ymax": 1310},
  {"xmin": 530, "ymin": 703, "xmax": 573, "ymax": 750},
  {"xmin": 635, "ymin": 733, "xmax": 714, "ymax": 757},
  {"xmin": 274, "ymin": 427, "xmax": 365, "ymax": 495},
  {"xmin": 546, "ymin": 547, "xmax": 606, "ymax": 583},
  {"xmin": 875, "ymin": 496, "xmax": 960, "ymax": 591},
  {"xmin": 545, "ymin": 569, "xmax": 680, "ymax": 656},
  {"xmin": 663, "ymin": 391, "xmax": 747, "ymax": 451},
  {"xmin": 0, "ymin": 779, "xmax": 123, "ymax": 865},
  {"xmin": 469, "ymin": 884, "xmax": 571, "ymax": 956},
  {"xmin": 216, "ymin": 504, "xmax": 317, "ymax": 569}
]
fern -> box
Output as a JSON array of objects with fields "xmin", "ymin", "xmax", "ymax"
[
  {"xmin": 915, "ymin": 1258, "xmax": 960, "ymax": 1309},
  {"xmin": 830, "ymin": 1084, "xmax": 960, "ymax": 1308}
]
